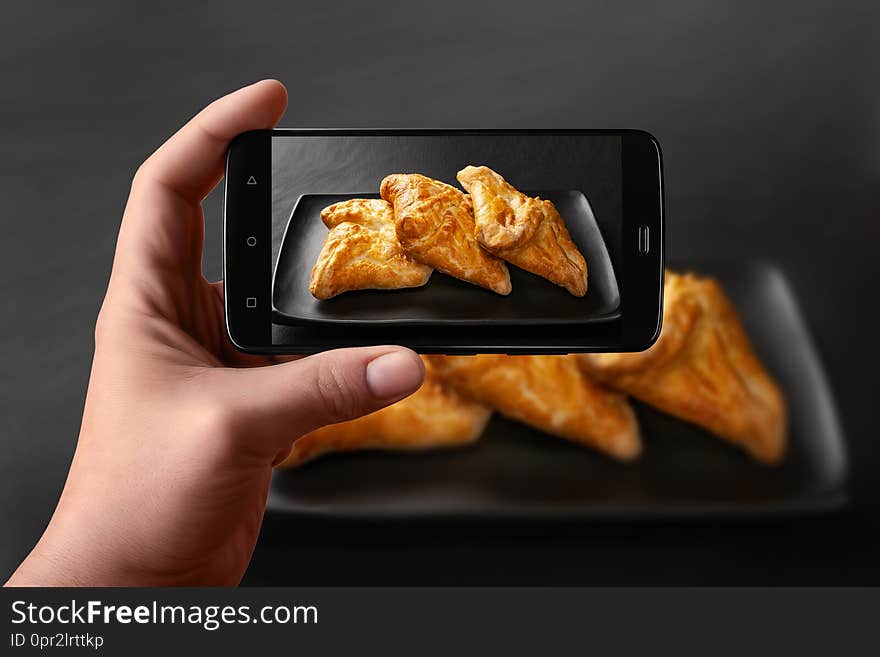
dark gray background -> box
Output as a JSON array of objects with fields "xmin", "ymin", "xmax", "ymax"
[{"xmin": 1, "ymin": 1, "xmax": 878, "ymax": 584}]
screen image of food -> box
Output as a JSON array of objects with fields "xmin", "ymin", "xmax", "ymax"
[{"xmin": 270, "ymin": 135, "xmax": 623, "ymax": 338}]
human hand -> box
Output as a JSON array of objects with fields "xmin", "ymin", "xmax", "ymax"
[{"xmin": 5, "ymin": 80, "xmax": 425, "ymax": 586}]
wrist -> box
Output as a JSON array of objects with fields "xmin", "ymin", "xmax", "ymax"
[{"xmin": 6, "ymin": 483, "xmax": 143, "ymax": 586}]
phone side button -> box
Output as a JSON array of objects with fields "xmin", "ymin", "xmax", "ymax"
[{"xmin": 638, "ymin": 225, "xmax": 650, "ymax": 254}]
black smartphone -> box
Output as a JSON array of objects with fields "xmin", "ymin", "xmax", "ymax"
[{"xmin": 224, "ymin": 129, "xmax": 663, "ymax": 354}]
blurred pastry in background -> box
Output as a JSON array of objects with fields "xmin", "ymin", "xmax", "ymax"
[
  {"xmin": 380, "ymin": 173, "xmax": 512, "ymax": 295},
  {"xmin": 309, "ymin": 198, "xmax": 432, "ymax": 299},
  {"xmin": 578, "ymin": 270, "xmax": 787, "ymax": 464},
  {"xmin": 424, "ymin": 354, "xmax": 641, "ymax": 461},
  {"xmin": 278, "ymin": 364, "xmax": 492, "ymax": 467},
  {"xmin": 457, "ymin": 165, "xmax": 588, "ymax": 297}
]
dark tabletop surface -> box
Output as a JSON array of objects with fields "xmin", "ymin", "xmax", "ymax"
[{"xmin": 1, "ymin": 1, "xmax": 878, "ymax": 585}]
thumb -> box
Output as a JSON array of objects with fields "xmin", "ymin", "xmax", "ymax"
[{"xmin": 210, "ymin": 346, "xmax": 425, "ymax": 449}]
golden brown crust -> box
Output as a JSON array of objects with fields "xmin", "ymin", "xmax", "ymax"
[
  {"xmin": 578, "ymin": 270, "xmax": 788, "ymax": 464},
  {"xmin": 380, "ymin": 173, "xmax": 512, "ymax": 295},
  {"xmin": 309, "ymin": 198, "xmax": 432, "ymax": 299},
  {"xmin": 456, "ymin": 165, "xmax": 545, "ymax": 250},
  {"xmin": 320, "ymin": 198, "xmax": 394, "ymax": 231},
  {"xmin": 424, "ymin": 354, "xmax": 641, "ymax": 461},
  {"xmin": 457, "ymin": 166, "xmax": 588, "ymax": 297},
  {"xmin": 277, "ymin": 370, "xmax": 492, "ymax": 467}
]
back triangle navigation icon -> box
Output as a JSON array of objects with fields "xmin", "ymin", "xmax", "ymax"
[{"xmin": 246, "ymin": 175, "xmax": 257, "ymax": 185}]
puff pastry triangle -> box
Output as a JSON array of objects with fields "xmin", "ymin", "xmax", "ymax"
[
  {"xmin": 424, "ymin": 354, "xmax": 641, "ymax": 461},
  {"xmin": 309, "ymin": 198, "xmax": 432, "ymax": 299},
  {"xmin": 380, "ymin": 173, "xmax": 512, "ymax": 295},
  {"xmin": 457, "ymin": 165, "xmax": 588, "ymax": 296},
  {"xmin": 578, "ymin": 270, "xmax": 787, "ymax": 464}
]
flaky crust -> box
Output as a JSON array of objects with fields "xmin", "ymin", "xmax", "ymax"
[
  {"xmin": 456, "ymin": 165, "xmax": 544, "ymax": 249},
  {"xmin": 424, "ymin": 354, "xmax": 641, "ymax": 461},
  {"xmin": 309, "ymin": 198, "xmax": 432, "ymax": 299},
  {"xmin": 457, "ymin": 166, "xmax": 588, "ymax": 297},
  {"xmin": 578, "ymin": 271, "xmax": 788, "ymax": 464},
  {"xmin": 380, "ymin": 173, "xmax": 512, "ymax": 295},
  {"xmin": 278, "ymin": 370, "xmax": 492, "ymax": 467}
]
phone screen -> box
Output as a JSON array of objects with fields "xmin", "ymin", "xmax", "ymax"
[{"xmin": 224, "ymin": 130, "xmax": 662, "ymax": 353}]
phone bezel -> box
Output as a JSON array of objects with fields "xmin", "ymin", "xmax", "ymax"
[{"xmin": 224, "ymin": 129, "xmax": 664, "ymax": 354}]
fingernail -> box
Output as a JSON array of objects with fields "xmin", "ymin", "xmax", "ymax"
[{"xmin": 365, "ymin": 351, "xmax": 424, "ymax": 399}]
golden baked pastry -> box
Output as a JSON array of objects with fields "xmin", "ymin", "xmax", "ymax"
[
  {"xmin": 424, "ymin": 354, "xmax": 641, "ymax": 461},
  {"xmin": 309, "ymin": 198, "xmax": 432, "ymax": 299},
  {"xmin": 578, "ymin": 271, "xmax": 787, "ymax": 464},
  {"xmin": 380, "ymin": 173, "xmax": 512, "ymax": 295},
  {"xmin": 456, "ymin": 165, "xmax": 588, "ymax": 296},
  {"xmin": 278, "ymin": 370, "xmax": 492, "ymax": 468}
]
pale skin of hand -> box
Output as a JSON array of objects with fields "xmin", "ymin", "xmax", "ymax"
[{"xmin": 5, "ymin": 81, "xmax": 425, "ymax": 586}]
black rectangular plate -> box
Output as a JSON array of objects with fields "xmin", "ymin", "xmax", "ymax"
[
  {"xmin": 267, "ymin": 262, "xmax": 848, "ymax": 519},
  {"xmin": 272, "ymin": 191, "xmax": 620, "ymax": 326}
]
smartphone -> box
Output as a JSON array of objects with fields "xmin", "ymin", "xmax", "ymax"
[{"xmin": 224, "ymin": 129, "xmax": 663, "ymax": 354}]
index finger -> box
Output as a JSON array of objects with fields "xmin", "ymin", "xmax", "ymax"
[
  {"xmin": 114, "ymin": 80, "xmax": 287, "ymax": 278},
  {"xmin": 134, "ymin": 79, "xmax": 287, "ymax": 206}
]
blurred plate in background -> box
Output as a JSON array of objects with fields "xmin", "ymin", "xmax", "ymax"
[{"xmin": 268, "ymin": 261, "xmax": 848, "ymax": 519}]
